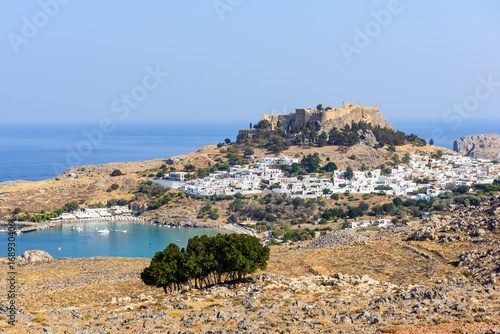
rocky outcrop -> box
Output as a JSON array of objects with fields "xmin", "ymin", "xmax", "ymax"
[
  {"xmin": 406, "ymin": 194, "xmax": 500, "ymax": 282},
  {"xmin": 306, "ymin": 229, "xmax": 368, "ymax": 248},
  {"xmin": 453, "ymin": 133, "xmax": 500, "ymax": 160},
  {"xmin": 316, "ymin": 106, "xmax": 394, "ymax": 134},
  {"xmin": 17, "ymin": 250, "xmax": 52, "ymax": 264}
]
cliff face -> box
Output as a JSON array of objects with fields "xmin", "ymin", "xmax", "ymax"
[
  {"xmin": 317, "ymin": 106, "xmax": 394, "ymax": 134},
  {"xmin": 239, "ymin": 103, "xmax": 395, "ymax": 143},
  {"xmin": 453, "ymin": 133, "xmax": 500, "ymax": 160}
]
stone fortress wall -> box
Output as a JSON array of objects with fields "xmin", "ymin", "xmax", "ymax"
[
  {"xmin": 238, "ymin": 101, "xmax": 394, "ymax": 142},
  {"xmin": 260, "ymin": 101, "xmax": 393, "ymax": 131}
]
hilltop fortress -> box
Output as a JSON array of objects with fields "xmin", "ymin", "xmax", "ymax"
[{"xmin": 238, "ymin": 101, "xmax": 394, "ymax": 141}]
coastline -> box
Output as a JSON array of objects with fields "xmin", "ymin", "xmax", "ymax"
[
  {"xmin": 153, "ymin": 220, "xmax": 262, "ymax": 239},
  {"xmin": 0, "ymin": 217, "xmax": 262, "ymax": 240},
  {"xmin": 0, "ymin": 216, "xmax": 148, "ymax": 234}
]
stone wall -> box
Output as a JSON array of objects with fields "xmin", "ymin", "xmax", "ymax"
[{"xmin": 239, "ymin": 101, "xmax": 394, "ymax": 142}]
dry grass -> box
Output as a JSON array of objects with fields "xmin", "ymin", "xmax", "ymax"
[{"xmin": 264, "ymin": 238, "xmax": 451, "ymax": 285}]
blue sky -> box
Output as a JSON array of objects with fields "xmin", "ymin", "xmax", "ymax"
[{"xmin": 1, "ymin": 0, "xmax": 499, "ymax": 124}]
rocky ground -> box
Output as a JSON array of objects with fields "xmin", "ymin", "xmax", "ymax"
[
  {"xmin": 306, "ymin": 229, "xmax": 369, "ymax": 249},
  {"xmin": 1, "ymin": 195, "xmax": 499, "ymax": 333},
  {"xmin": 0, "ymin": 258, "xmax": 498, "ymax": 333}
]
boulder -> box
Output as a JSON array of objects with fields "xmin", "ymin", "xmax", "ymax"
[{"xmin": 17, "ymin": 250, "xmax": 52, "ymax": 264}]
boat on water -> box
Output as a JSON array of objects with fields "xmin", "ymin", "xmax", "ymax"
[
  {"xmin": 16, "ymin": 231, "xmax": 21, "ymax": 235},
  {"xmin": 76, "ymin": 227, "xmax": 83, "ymax": 231},
  {"xmin": 97, "ymin": 229, "xmax": 110, "ymax": 234},
  {"xmin": 121, "ymin": 230, "xmax": 127, "ymax": 233}
]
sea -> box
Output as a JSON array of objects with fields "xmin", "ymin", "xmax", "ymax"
[
  {"xmin": 1, "ymin": 222, "xmax": 221, "ymax": 259},
  {"xmin": 0, "ymin": 121, "xmax": 246, "ymax": 183},
  {"xmin": 1, "ymin": 119, "xmax": 498, "ymax": 258}
]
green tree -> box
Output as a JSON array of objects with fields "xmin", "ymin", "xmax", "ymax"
[
  {"xmin": 224, "ymin": 138, "xmax": 231, "ymax": 145},
  {"xmin": 371, "ymin": 205, "xmax": 384, "ymax": 216},
  {"xmin": 184, "ymin": 164, "xmax": 197, "ymax": 172},
  {"xmin": 243, "ymin": 147, "xmax": 255, "ymax": 157},
  {"xmin": 266, "ymin": 135, "xmax": 287, "ymax": 153},
  {"xmin": 348, "ymin": 206, "xmax": 363, "ymax": 219},
  {"xmin": 318, "ymin": 131, "xmax": 328, "ymax": 147},
  {"xmin": 292, "ymin": 197, "xmax": 305, "ymax": 209},
  {"xmin": 63, "ymin": 201, "xmax": 79, "ymax": 212},
  {"xmin": 323, "ymin": 162, "xmax": 337, "ymax": 172},
  {"xmin": 358, "ymin": 201, "xmax": 369, "ymax": 211},
  {"xmin": 140, "ymin": 243, "xmax": 185, "ymax": 293},
  {"xmin": 392, "ymin": 154, "xmax": 400, "ymax": 165},
  {"xmin": 345, "ymin": 166, "xmax": 354, "ymax": 180},
  {"xmin": 292, "ymin": 134, "xmax": 302, "ymax": 145},
  {"xmin": 254, "ymin": 119, "xmax": 270, "ymax": 129},
  {"xmin": 429, "ymin": 138, "xmax": 434, "ymax": 145},
  {"xmin": 393, "ymin": 197, "xmax": 403, "ymax": 206},
  {"xmin": 301, "ymin": 153, "xmax": 322, "ymax": 173},
  {"xmin": 403, "ymin": 153, "xmax": 411, "ymax": 163},
  {"xmin": 111, "ymin": 169, "xmax": 123, "ymax": 177},
  {"xmin": 185, "ymin": 235, "xmax": 216, "ymax": 289},
  {"xmin": 142, "ymin": 234, "xmax": 270, "ymax": 291}
]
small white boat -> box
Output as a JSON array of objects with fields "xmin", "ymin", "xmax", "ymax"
[
  {"xmin": 176, "ymin": 240, "xmax": 180, "ymax": 242},
  {"xmin": 76, "ymin": 227, "xmax": 83, "ymax": 231},
  {"xmin": 121, "ymin": 230, "xmax": 127, "ymax": 233},
  {"xmin": 71, "ymin": 226, "xmax": 75, "ymax": 230},
  {"xmin": 16, "ymin": 231, "xmax": 21, "ymax": 235},
  {"xmin": 98, "ymin": 229, "xmax": 110, "ymax": 234}
]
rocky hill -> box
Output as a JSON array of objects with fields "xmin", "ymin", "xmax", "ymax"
[
  {"xmin": 453, "ymin": 133, "xmax": 500, "ymax": 161},
  {"xmin": 239, "ymin": 102, "xmax": 396, "ymax": 142}
]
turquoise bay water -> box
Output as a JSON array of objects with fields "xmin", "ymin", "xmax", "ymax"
[{"xmin": 2, "ymin": 222, "xmax": 221, "ymax": 259}]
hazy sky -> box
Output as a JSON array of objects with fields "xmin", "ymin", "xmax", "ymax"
[{"xmin": 1, "ymin": 0, "xmax": 499, "ymax": 124}]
